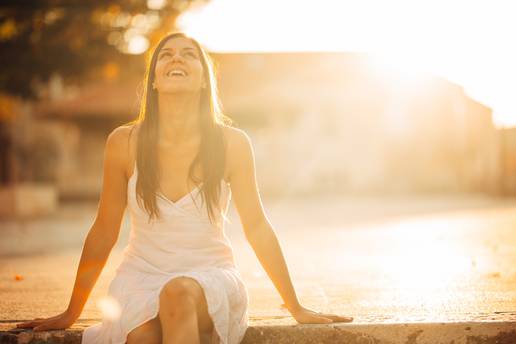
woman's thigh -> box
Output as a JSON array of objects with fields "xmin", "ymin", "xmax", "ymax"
[{"xmin": 126, "ymin": 316, "xmax": 161, "ymax": 344}]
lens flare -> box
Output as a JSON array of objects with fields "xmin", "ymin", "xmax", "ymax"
[{"xmin": 97, "ymin": 295, "xmax": 122, "ymax": 321}]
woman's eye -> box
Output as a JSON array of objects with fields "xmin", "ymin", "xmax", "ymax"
[{"xmin": 158, "ymin": 51, "xmax": 197, "ymax": 59}]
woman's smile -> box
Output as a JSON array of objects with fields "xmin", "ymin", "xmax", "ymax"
[{"xmin": 165, "ymin": 65, "xmax": 188, "ymax": 78}]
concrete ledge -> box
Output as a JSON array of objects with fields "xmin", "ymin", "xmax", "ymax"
[{"xmin": 1, "ymin": 320, "xmax": 515, "ymax": 344}]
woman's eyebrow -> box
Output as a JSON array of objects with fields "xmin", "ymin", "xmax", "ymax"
[{"xmin": 159, "ymin": 47, "xmax": 196, "ymax": 53}]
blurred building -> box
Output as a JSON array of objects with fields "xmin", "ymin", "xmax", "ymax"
[
  {"xmin": 214, "ymin": 53, "xmax": 500, "ymax": 196},
  {"xmin": 499, "ymin": 128, "xmax": 516, "ymax": 194},
  {"xmin": 0, "ymin": 94, "xmax": 61, "ymax": 217},
  {"xmin": 21, "ymin": 52, "xmax": 502, "ymax": 200},
  {"xmin": 31, "ymin": 74, "xmax": 140, "ymax": 199}
]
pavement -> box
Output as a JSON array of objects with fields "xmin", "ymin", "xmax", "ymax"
[{"xmin": 1, "ymin": 193, "xmax": 516, "ymax": 343}]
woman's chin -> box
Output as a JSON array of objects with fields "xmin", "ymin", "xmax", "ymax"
[{"xmin": 159, "ymin": 87, "xmax": 201, "ymax": 95}]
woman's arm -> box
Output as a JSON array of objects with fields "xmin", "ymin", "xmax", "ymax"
[
  {"xmin": 16, "ymin": 126, "xmax": 132, "ymax": 331},
  {"xmin": 225, "ymin": 127, "xmax": 353, "ymax": 324}
]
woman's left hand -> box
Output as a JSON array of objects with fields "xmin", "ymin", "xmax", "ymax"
[
  {"xmin": 289, "ymin": 304, "xmax": 354, "ymax": 324},
  {"xmin": 15, "ymin": 310, "xmax": 76, "ymax": 331}
]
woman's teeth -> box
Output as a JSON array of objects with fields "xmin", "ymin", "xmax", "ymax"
[{"xmin": 166, "ymin": 70, "xmax": 187, "ymax": 77}]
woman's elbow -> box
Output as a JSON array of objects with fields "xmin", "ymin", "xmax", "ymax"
[
  {"xmin": 87, "ymin": 221, "xmax": 119, "ymax": 250},
  {"xmin": 244, "ymin": 219, "xmax": 274, "ymax": 243}
]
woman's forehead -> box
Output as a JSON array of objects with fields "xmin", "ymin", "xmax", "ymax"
[{"xmin": 161, "ymin": 36, "xmax": 197, "ymax": 51}]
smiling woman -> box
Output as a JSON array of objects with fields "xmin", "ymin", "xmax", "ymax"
[
  {"xmin": 78, "ymin": 32, "xmax": 249, "ymax": 344},
  {"xmin": 15, "ymin": 31, "xmax": 353, "ymax": 344}
]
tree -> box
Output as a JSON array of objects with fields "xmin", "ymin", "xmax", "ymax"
[{"xmin": 0, "ymin": 0, "xmax": 208, "ymax": 98}]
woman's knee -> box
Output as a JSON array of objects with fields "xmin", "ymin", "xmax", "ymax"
[
  {"xmin": 159, "ymin": 277, "xmax": 202, "ymax": 312},
  {"xmin": 159, "ymin": 276, "xmax": 214, "ymax": 333}
]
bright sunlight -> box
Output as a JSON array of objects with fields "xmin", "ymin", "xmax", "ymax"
[{"xmin": 177, "ymin": 0, "xmax": 516, "ymax": 127}]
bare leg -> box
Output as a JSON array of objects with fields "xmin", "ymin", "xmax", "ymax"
[
  {"xmin": 126, "ymin": 316, "xmax": 161, "ymax": 344},
  {"xmin": 159, "ymin": 277, "xmax": 215, "ymax": 344}
]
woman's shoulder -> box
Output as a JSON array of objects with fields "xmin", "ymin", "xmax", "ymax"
[
  {"xmin": 106, "ymin": 122, "xmax": 140, "ymax": 178},
  {"xmin": 107, "ymin": 123, "xmax": 139, "ymax": 151},
  {"xmin": 109, "ymin": 122, "xmax": 140, "ymax": 138},
  {"xmin": 220, "ymin": 124, "xmax": 255, "ymax": 179},
  {"xmin": 220, "ymin": 124, "xmax": 252, "ymax": 149}
]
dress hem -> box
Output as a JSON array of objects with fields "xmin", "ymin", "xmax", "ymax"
[{"xmin": 122, "ymin": 272, "xmax": 221, "ymax": 344}]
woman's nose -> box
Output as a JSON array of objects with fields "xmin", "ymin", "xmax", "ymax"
[{"xmin": 171, "ymin": 52, "xmax": 184, "ymax": 62}]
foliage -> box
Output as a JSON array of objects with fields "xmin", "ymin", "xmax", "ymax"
[{"xmin": 0, "ymin": 0, "xmax": 208, "ymax": 98}]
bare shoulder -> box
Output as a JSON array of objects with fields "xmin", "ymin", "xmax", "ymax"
[
  {"xmin": 221, "ymin": 125, "xmax": 253, "ymax": 151},
  {"xmin": 220, "ymin": 125, "xmax": 255, "ymax": 182},
  {"xmin": 106, "ymin": 124, "xmax": 133, "ymax": 153},
  {"xmin": 106, "ymin": 123, "xmax": 139, "ymax": 179}
]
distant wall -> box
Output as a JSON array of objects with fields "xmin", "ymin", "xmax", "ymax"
[
  {"xmin": 28, "ymin": 52, "xmax": 503, "ymax": 200},
  {"xmin": 214, "ymin": 53, "xmax": 500, "ymax": 196}
]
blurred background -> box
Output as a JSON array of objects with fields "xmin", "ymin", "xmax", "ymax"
[
  {"xmin": 1, "ymin": 0, "xmax": 515, "ymax": 324},
  {"xmin": 1, "ymin": 0, "xmax": 516, "ymax": 207}
]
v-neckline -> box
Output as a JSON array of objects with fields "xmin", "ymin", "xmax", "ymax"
[
  {"xmin": 129, "ymin": 165, "xmax": 229, "ymax": 207},
  {"xmin": 130, "ymin": 165, "xmax": 204, "ymax": 205},
  {"xmin": 157, "ymin": 183, "xmax": 203, "ymax": 205}
]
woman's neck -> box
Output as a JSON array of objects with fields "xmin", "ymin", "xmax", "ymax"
[{"xmin": 157, "ymin": 92, "xmax": 201, "ymax": 146}]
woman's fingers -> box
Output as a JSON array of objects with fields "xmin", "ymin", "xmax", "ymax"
[
  {"xmin": 321, "ymin": 317, "xmax": 334, "ymax": 323},
  {"xmin": 320, "ymin": 317, "xmax": 333, "ymax": 324},
  {"xmin": 17, "ymin": 320, "xmax": 52, "ymax": 331},
  {"xmin": 33, "ymin": 322, "xmax": 53, "ymax": 332},
  {"xmin": 309, "ymin": 316, "xmax": 333, "ymax": 324},
  {"xmin": 15, "ymin": 312, "xmax": 72, "ymax": 331},
  {"xmin": 310, "ymin": 312, "xmax": 334, "ymax": 323},
  {"xmin": 294, "ymin": 311, "xmax": 333, "ymax": 324},
  {"xmin": 320, "ymin": 314, "xmax": 354, "ymax": 323},
  {"xmin": 291, "ymin": 305, "xmax": 354, "ymax": 325},
  {"xmin": 310, "ymin": 309, "xmax": 353, "ymax": 323},
  {"xmin": 16, "ymin": 318, "xmax": 47, "ymax": 328},
  {"xmin": 17, "ymin": 323, "xmax": 35, "ymax": 328}
]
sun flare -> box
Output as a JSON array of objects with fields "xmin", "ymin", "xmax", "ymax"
[{"xmin": 177, "ymin": 0, "xmax": 516, "ymax": 127}]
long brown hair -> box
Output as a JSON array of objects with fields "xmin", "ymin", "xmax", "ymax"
[{"xmin": 126, "ymin": 32, "xmax": 233, "ymax": 224}]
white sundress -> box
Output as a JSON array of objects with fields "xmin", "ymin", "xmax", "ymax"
[{"xmin": 81, "ymin": 165, "xmax": 250, "ymax": 344}]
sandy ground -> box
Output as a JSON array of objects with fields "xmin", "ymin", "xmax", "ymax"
[{"xmin": 1, "ymin": 193, "xmax": 516, "ymax": 325}]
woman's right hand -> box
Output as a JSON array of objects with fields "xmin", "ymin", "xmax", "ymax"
[{"xmin": 15, "ymin": 310, "xmax": 77, "ymax": 331}]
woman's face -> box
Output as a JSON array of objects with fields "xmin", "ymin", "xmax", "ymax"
[{"xmin": 153, "ymin": 37, "xmax": 205, "ymax": 94}]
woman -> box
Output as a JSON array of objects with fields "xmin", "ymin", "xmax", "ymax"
[{"xmin": 16, "ymin": 32, "xmax": 353, "ymax": 344}]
